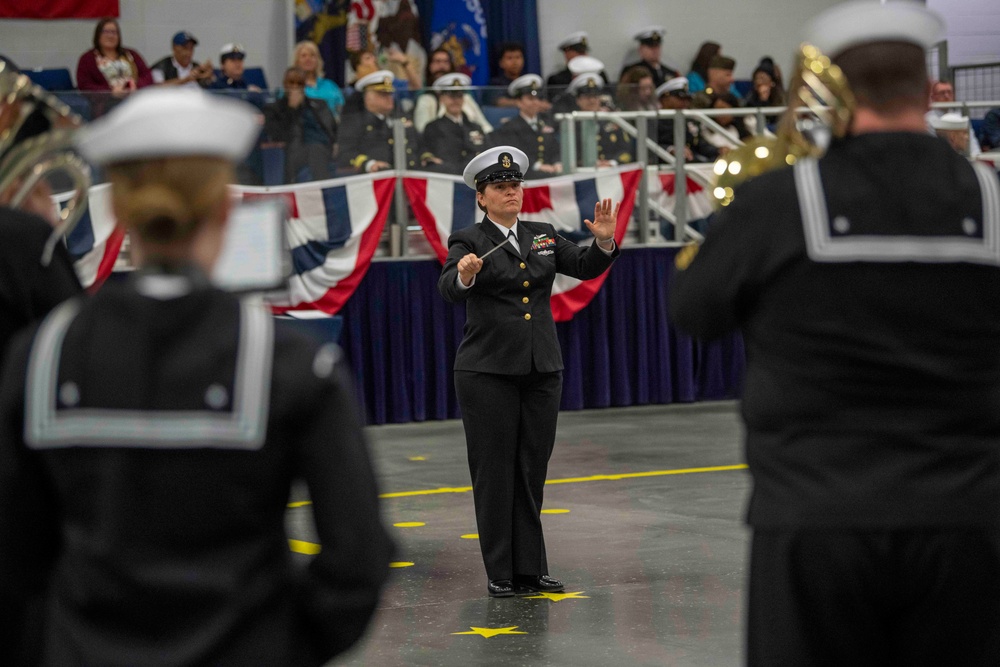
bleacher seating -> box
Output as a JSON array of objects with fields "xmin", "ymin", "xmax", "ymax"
[
  {"xmin": 483, "ymin": 105, "xmax": 518, "ymax": 129},
  {"xmin": 25, "ymin": 67, "xmax": 91, "ymax": 120},
  {"xmin": 24, "ymin": 67, "xmax": 73, "ymax": 91}
]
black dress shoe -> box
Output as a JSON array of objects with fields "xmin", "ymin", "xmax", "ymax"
[
  {"xmin": 514, "ymin": 574, "xmax": 564, "ymax": 593},
  {"xmin": 487, "ymin": 579, "xmax": 517, "ymax": 598}
]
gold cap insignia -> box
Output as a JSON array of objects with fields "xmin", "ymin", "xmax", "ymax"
[{"xmin": 500, "ymin": 153, "xmax": 512, "ymax": 168}]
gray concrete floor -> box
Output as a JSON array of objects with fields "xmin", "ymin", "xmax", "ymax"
[{"xmin": 290, "ymin": 401, "xmax": 751, "ymax": 667}]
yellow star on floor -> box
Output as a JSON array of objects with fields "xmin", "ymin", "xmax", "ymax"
[
  {"xmin": 524, "ymin": 591, "xmax": 590, "ymax": 602},
  {"xmin": 452, "ymin": 626, "xmax": 528, "ymax": 638}
]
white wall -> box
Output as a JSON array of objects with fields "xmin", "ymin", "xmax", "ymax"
[
  {"xmin": 536, "ymin": 0, "xmax": 844, "ymax": 82},
  {"xmin": 0, "ymin": 0, "xmax": 291, "ymax": 89},
  {"xmin": 927, "ymin": 0, "xmax": 1000, "ymax": 65}
]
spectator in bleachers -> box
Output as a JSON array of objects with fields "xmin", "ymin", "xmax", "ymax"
[
  {"xmin": 567, "ymin": 73, "xmax": 634, "ymax": 166},
  {"xmin": 693, "ymin": 55, "xmax": 740, "ymax": 100},
  {"xmin": 293, "ymin": 40, "xmax": 345, "ymax": 119},
  {"xmin": 150, "ymin": 31, "xmax": 214, "ymax": 89},
  {"xmin": 210, "ymin": 44, "xmax": 263, "ymax": 98},
  {"xmin": 413, "ymin": 48, "xmax": 492, "ymax": 134},
  {"xmin": 420, "ymin": 73, "xmax": 488, "ymax": 174},
  {"xmin": 343, "ymin": 50, "xmax": 379, "ymax": 117},
  {"xmin": 423, "ymin": 48, "xmax": 454, "ymax": 91},
  {"xmin": 338, "ymin": 70, "xmax": 424, "ymax": 173},
  {"xmin": 210, "ymin": 44, "xmax": 265, "ymax": 185},
  {"xmin": 551, "ymin": 56, "xmax": 606, "ymax": 115},
  {"xmin": 264, "ymin": 67, "xmax": 338, "ymax": 183},
  {"xmin": 927, "ymin": 78, "xmax": 981, "ymax": 157},
  {"xmin": 699, "ymin": 91, "xmax": 752, "ymax": 152},
  {"xmin": 743, "ymin": 56, "xmax": 786, "ymax": 125},
  {"xmin": 488, "ymin": 74, "xmax": 561, "ymax": 177},
  {"xmin": 656, "ymin": 76, "xmax": 718, "ymax": 163},
  {"xmin": 547, "ymin": 32, "xmax": 592, "ymax": 88},
  {"xmin": 982, "ymin": 107, "xmax": 1000, "ymax": 151},
  {"xmin": 76, "ymin": 17, "xmax": 153, "ymax": 100},
  {"xmin": 617, "ymin": 65, "xmax": 658, "ymax": 112},
  {"xmin": 488, "ymin": 42, "xmax": 526, "ymax": 107},
  {"xmin": 931, "ymin": 112, "xmax": 971, "ymax": 157},
  {"xmin": 620, "ymin": 27, "xmax": 678, "ymax": 88},
  {"xmin": 686, "ymin": 41, "xmax": 721, "ymax": 94}
]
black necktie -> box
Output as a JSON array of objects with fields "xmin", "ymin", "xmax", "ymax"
[{"xmin": 508, "ymin": 230, "xmax": 519, "ymax": 255}]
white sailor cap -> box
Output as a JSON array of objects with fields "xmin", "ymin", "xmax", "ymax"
[
  {"xmin": 462, "ymin": 146, "xmax": 528, "ymax": 190},
  {"xmin": 567, "ymin": 72, "xmax": 604, "ymax": 96},
  {"xmin": 634, "ymin": 27, "xmax": 665, "ymax": 45},
  {"xmin": 655, "ymin": 76, "xmax": 690, "ymax": 98},
  {"xmin": 557, "ymin": 31, "xmax": 589, "ymax": 52},
  {"xmin": 75, "ymin": 88, "xmax": 260, "ymax": 165},
  {"xmin": 803, "ymin": 0, "xmax": 945, "ymax": 58},
  {"xmin": 507, "ymin": 73, "xmax": 544, "ymax": 98},
  {"xmin": 219, "ymin": 43, "xmax": 246, "ymax": 61},
  {"xmin": 433, "ymin": 72, "xmax": 472, "ymax": 91},
  {"xmin": 355, "ymin": 69, "xmax": 396, "ymax": 93},
  {"xmin": 567, "ymin": 56, "xmax": 605, "ymax": 77},
  {"xmin": 931, "ymin": 112, "xmax": 970, "ymax": 131}
]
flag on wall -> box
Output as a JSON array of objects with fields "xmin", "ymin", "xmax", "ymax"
[
  {"xmin": 239, "ymin": 173, "xmax": 395, "ymax": 314},
  {"xmin": 0, "ymin": 0, "xmax": 118, "ymax": 19},
  {"xmin": 429, "ymin": 0, "xmax": 489, "ymax": 85},
  {"xmin": 59, "ymin": 184, "xmax": 124, "ymax": 291},
  {"xmin": 295, "ymin": 0, "xmax": 351, "ymax": 87},
  {"xmin": 404, "ymin": 165, "xmax": 641, "ymax": 321}
]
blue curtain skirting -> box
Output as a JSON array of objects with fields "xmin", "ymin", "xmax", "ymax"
[{"xmin": 339, "ymin": 246, "xmax": 745, "ymax": 425}]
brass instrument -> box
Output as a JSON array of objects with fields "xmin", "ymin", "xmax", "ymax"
[
  {"xmin": 711, "ymin": 43, "xmax": 855, "ymax": 207},
  {"xmin": 0, "ymin": 61, "xmax": 91, "ymax": 264}
]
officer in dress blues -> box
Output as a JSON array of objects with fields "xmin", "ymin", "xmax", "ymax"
[
  {"xmin": 488, "ymin": 74, "xmax": 562, "ymax": 177},
  {"xmin": 670, "ymin": 2, "xmax": 1000, "ymax": 664},
  {"xmin": 566, "ymin": 72, "xmax": 634, "ymax": 166},
  {"xmin": 0, "ymin": 88, "xmax": 394, "ymax": 666},
  {"xmin": 420, "ymin": 73, "xmax": 488, "ymax": 174},
  {"xmin": 619, "ymin": 27, "xmax": 679, "ymax": 88},
  {"xmin": 438, "ymin": 146, "xmax": 621, "ymax": 598},
  {"xmin": 546, "ymin": 31, "xmax": 592, "ymax": 88},
  {"xmin": 337, "ymin": 69, "xmax": 425, "ymax": 172}
]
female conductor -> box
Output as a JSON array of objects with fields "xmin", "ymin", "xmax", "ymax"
[{"xmin": 438, "ymin": 145, "xmax": 620, "ymax": 597}]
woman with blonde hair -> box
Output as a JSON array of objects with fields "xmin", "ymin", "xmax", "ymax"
[
  {"xmin": 0, "ymin": 88, "xmax": 392, "ymax": 666},
  {"xmin": 292, "ymin": 40, "xmax": 346, "ymax": 118}
]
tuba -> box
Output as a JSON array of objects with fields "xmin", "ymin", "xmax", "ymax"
[
  {"xmin": 0, "ymin": 60, "xmax": 91, "ymax": 264},
  {"xmin": 711, "ymin": 43, "xmax": 855, "ymax": 207}
]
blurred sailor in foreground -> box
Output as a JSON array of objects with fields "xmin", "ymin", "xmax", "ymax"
[
  {"xmin": 438, "ymin": 146, "xmax": 620, "ymax": 597},
  {"xmin": 670, "ymin": 2, "xmax": 1000, "ymax": 665},
  {"xmin": 0, "ymin": 60, "xmax": 84, "ymax": 355},
  {"xmin": 0, "ymin": 88, "xmax": 393, "ymax": 666}
]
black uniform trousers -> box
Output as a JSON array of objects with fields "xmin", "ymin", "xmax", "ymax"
[
  {"xmin": 455, "ymin": 366, "xmax": 562, "ymax": 581},
  {"xmin": 748, "ymin": 528, "xmax": 1000, "ymax": 667}
]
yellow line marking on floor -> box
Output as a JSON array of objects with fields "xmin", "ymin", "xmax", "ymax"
[
  {"xmin": 287, "ymin": 463, "xmax": 748, "ymax": 507},
  {"xmin": 460, "ymin": 533, "xmax": 479, "ymax": 539},
  {"xmin": 393, "ymin": 521, "xmax": 426, "ymax": 528},
  {"xmin": 381, "ymin": 485, "xmax": 473, "ymax": 498},
  {"xmin": 541, "ymin": 509, "xmax": 570, "ymax": 514},
  {"xmin": 288, "ymin": 539, "xmax": 321, "ymax": 555},
  {"xmin": 287, "ymin": 501, "xmax": 312, "ymax": 508},
  {"xmin": 390, "ymin": 561, "xmax": 415, "ymax": 568}
]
